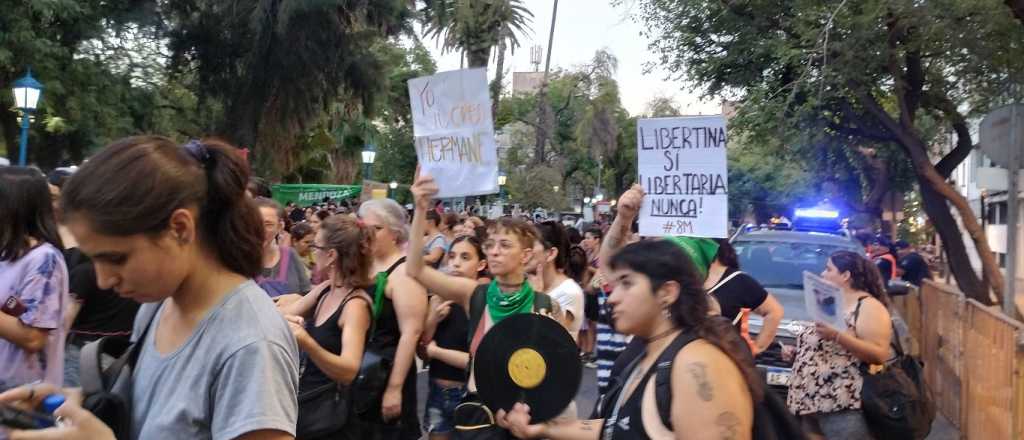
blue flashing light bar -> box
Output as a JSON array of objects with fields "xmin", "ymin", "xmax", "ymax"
[{"xmin": 795, "ymin": 208, "xmax": 840, "ymax": 219}]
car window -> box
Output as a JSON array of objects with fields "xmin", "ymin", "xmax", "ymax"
[{"xmin": 733, "ymin": 240, "xmax": 855, "ymax": 289}]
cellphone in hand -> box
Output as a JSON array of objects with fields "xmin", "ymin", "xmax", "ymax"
[
  {"xmin": 1, "ymin": 296, "xmax": 27, "ymax": 317},
  {"xmin": 0, "ymin": 404, "xmax": 55, "ymax": 430}
]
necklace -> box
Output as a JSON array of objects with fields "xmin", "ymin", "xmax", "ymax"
[{"xmin": 645, "ymin": 327, "xmax": 679, "ymax": 343}]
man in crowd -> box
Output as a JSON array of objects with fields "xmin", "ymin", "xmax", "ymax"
[{"xmin": 894, "ymin": 240, "xmax": 932, "ymax": 287}]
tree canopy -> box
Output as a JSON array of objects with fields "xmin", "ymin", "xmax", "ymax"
[{"xmin": 631, "ymin": 0, "xmax": 1024, "ymax": 303}]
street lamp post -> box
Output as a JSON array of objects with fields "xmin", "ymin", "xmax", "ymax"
[
  {"xmin": 498, "ymin": 172, "xmax": 508, "ymax": 199},
  {"xmin": 389, "ymin": 181, "xmax": 398, "ymax": 199},
  {"xmin": 361, "ymin": 143, "xmax": 377, "ymax": 181},
  {"xmin": 11, "ymin": 69, "xmax": 43, "ymax": 166}
]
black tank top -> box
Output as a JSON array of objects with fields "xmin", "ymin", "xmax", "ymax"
[
  {"xmin": 365, "ymin": 257, "xmax": 421, "ymax": 439},
  {"xmin": 601, "ymin": 359, "xmax": 661, "ymax": 440},
  {"xmin": 429, "ymin": 303, "xmax": 469, "ymax": 382},
  {"xmin": 299, "ymin": 286, "xmax": 368, "ymax": 392}
]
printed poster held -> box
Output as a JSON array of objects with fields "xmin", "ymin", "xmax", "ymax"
[
  {"xmin": 802, "ymin": 271, "xmax": 847, "ymax": 330},
  {"xmin": 408, "ymin": 68, "xmax": 498, "ymax": 198},
  {"xmin": 636, "ymin": 115, "xmax": 728, "ymax": 238}
]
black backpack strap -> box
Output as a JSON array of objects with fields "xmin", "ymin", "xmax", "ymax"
[
  {"xmin": 80, "ymin": 303, "xmax": 159, "ymax": 395},
  {"xmin": 466, "ymin": 285, "xmax": 490, "ymax": 346},
  {"xmin": 654, "ymin": 330, "xmax": 702, "ymax": 430},
  {"xmin": 532, "ymin": 292, "xmax": 553, "ymax": 314}
]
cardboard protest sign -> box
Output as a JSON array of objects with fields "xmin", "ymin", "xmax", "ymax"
[
  {"xmin": 408, "ymin": 68, "xmax": 499, "ymax": 198},
  {"xmin": 803, "ymin": 271, "xmax": 847, "ymax": 330},
  {"xmin": 636, "ymin": 115, "xmax": 728, "ymax": 238}
]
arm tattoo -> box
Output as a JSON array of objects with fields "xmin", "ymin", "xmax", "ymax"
[
  {"xmin": 685, "ymin": 362, "xmax": 713, "ymax": 401},
  {"xmin": 715, "ymin": 412, "xmax": 740, "ymax": 440}
]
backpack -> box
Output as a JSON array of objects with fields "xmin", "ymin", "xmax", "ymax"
[
  {"xmin": 852, "ymin": 297, "xmax": 935, "ymax": 440},
  {"xmin": 79, "ymin": 304, "xmax": 160, "ymax": 440},
  {"xmin": 466, "ymin": 284, "xmax": 553, "ymax": 349},
  {"xmin": 598, "ymin": 328, "xmax": 806, "ymax": 440}
]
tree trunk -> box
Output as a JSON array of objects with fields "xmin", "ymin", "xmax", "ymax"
[
  {"xmin": 491, "ymin": 28, "xmax": 508, "ymax": 120},
  {"xmin": 467, "ymin": 46, "xmax": 491, "ymax": 68},
  {"xmin": 856, "ymin": 87, "xmax": 1002, "ymax": 304},
  {"xmin": 533, "ymin": 83, "xmax": 549, "ymax": 164},
  {"xmin": 917, "ymin": 176, "xmax": 990, "ymax": 300}
]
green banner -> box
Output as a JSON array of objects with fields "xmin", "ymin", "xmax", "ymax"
[{"xmin": 271, "ymin": 184, "xmax": 362, "ymax": 206}]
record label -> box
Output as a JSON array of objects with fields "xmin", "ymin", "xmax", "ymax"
[{"xmin": 507, "ymin": 348, "xmax": 546, "ymax": 389}]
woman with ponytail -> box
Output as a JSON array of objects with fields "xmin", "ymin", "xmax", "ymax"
[
  {"xmin": 786, "ymin": 250, "xmax": 892, "ymax": 439},
  {"xmin": 0, "ymin": 136, "xmax": 299, "ymax": 440},
  {"xmin": 278, "ymin": 215, "xmax": 376, "ymax": 439}
]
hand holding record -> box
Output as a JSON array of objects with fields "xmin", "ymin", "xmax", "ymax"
[{"xmin": 474, "ymin": 313, "xmax": 582, "ymax": 422}]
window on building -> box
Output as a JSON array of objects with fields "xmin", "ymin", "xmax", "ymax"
[{"xmin": 988, "ymin": 201, "xmax": 1008, "ymax": 225}]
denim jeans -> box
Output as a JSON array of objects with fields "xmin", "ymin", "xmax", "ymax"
[{"xmin": 423, "ymin": 379, "xmax": 467, "ymax": 434}]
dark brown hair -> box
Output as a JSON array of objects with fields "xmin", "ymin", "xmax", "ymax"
[
  {"xmin": 449, "ymin": 235, "xmax": 489, "ymax": 278},
  {"xmin": 610, "ymin": 240, "xmax": 764, "ymax": 401},
  {"xmin": 830, "ymin": 250, "xmax": 890, "ymax": 307},
  {"xmin": 426, "ymin": 210, "xmax": 442, "ymax": 227},
  {"xmin": 61, "ymin": 136, "xmax": 263, "ymax": 277},
  {"xmin": 290, "ymin": 222, "xmax": 314, "ymax": 241},
  {"xmin": 713, "ymin": 238, "xmax": 740, "ymax": 270},
  {"xmin": 536, "ymin": 220, "xmax": 570, "ymax": 270},
  {"xmin": 0, "ymin": 167, "xmax": 64, "ymax": 260},
  {"xmin": 320, "ymin": 215, "xmax": 374, "ymax": 288},
  {"xmin": 443, "ymin": 212, "xmax": 460, "ymax": 229}
]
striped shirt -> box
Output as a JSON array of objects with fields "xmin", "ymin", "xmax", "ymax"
[{"xmin": 594, "ymin": 287, "xmax": 629, "ymax": 395}]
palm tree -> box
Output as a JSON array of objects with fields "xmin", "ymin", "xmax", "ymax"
[
  {"xmin": 164, "ymin": 0, "xmax": 414, "ymax": 178},
  {"xmin": 421, "ymin": 0, "xmax": 533, "ymax": 113}
]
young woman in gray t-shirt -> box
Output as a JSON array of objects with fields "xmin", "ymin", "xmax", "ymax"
[{"xmin": 0, "ymin": 136, "xmax": 300, "ymax": 440}]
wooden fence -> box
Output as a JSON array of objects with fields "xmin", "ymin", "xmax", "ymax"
[{"xmin": 892, "ymin": 281, "xmax": 1024, "ymax": 439}]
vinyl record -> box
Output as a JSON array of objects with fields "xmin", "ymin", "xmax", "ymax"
[{"xmin": 473, "ymin": 313, "xmax": 582, "ymax": 422}]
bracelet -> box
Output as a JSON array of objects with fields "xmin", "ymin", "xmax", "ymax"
[{"xmin": 832, "ymin": 332, "xmax": 842, "ymax": 343}]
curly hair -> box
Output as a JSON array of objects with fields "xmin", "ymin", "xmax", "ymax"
[{"xmin": 829, "ymin": 250, "xmax": 890, "ymax": 307}]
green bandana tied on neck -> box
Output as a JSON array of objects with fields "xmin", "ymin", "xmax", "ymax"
[
  {"xmin": 665, "ymin": 236, "xmax": 719, "ymax": 281},
  {"xmin": 485, "ymin": 279, "xmax": 535, "ymax": 324}
]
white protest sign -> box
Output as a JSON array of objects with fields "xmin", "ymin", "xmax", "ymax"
[
  {"xmin": 636, "ymin": 115, "xmax": 728, "ymax": 238},
  {"xmin": 803, "ymin": 271, "xmax": 847, "ymax": 330},
  {"xmin": 408, "ymin": 68, "xmax": 498, "ymax": 198}
]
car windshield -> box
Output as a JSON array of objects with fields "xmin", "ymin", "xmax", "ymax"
[{"xmin": 733, "ymin": 240, "xmax": 853, "ymax": 289}]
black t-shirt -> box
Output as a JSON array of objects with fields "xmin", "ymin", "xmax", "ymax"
[
  {"xmin": 65, "ymin": 249, "xmax": 141, "ymax": 338},
  {"xmin": 709, "ymin": 267, "xmax": 769, "ymax": 321},
  {"xmin": 876, "ymin": 257, "xmax": 894, "ymax": 284},
  {"xmin": 430, "ymin": 303, "xmax": 469, "ymax": 382},
  {"xmin": 898, "ymin": 252, "xmax": 931, "ymax": 286}
]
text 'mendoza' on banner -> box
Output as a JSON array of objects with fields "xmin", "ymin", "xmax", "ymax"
[
  {"xmin": 408, "ymin": 68, "xmax": 498, "ymax": 198},
  {"xmin": 636, "ymin": 115, "xmax": 728, "ymax": 238}
]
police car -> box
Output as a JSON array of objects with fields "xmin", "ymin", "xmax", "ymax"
[{"xmin": 730, "ymin": 208, "xmax": 865, "ymax": 397}]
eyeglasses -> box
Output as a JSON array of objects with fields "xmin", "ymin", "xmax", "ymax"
[{"xmin": 310, "ymin": 244, "xmax": 329, "ymax": 252}]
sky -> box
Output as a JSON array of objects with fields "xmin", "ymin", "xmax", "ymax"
[{"xmin": 418, "ymin": 0, "xmax": 722, "ymax": 117}]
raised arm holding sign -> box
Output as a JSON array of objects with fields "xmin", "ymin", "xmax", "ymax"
[
  {"xmin": 407, "ymin": 68, "xmax": 499, "ymax": 198},
  {"xmin": 636, "ymin": 115, "xmax": 729, "ymax": 238}
]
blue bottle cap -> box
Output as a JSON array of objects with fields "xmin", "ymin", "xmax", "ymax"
[{"xmin": 41, "ymin": 394, "xmax": 65, "ymax": 415}]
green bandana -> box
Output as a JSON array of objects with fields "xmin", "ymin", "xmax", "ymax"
[
  {"xmin": 485, "ymin": 279, "xmax": 535, "ymax": 324},
  {"xmin": 666, "ymin": 236, "xmax": 720, "ymax": 281}
]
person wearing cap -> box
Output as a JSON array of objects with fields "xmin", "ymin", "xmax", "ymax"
[
  {"xmin": 894, "ymin": 240, "xmax": 931, "ymax": 287},
  {"xmin": 867, "ymin": 235, "xmax": 897, "ymax": 285}
]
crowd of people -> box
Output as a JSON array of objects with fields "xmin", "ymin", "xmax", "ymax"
[{"xmin": 0, "ymin": 136, "xmax": 932, "ymax": 440}]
